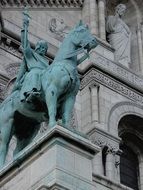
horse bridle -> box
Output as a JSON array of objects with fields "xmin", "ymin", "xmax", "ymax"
[{"xmin": 63, "ymin": 41, "xmax": 90, "ymax": 59}]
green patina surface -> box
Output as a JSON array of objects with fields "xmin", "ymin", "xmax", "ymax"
[{"xmin": 0, "ymin": 8, "xmax": 98, "ymax": 169}]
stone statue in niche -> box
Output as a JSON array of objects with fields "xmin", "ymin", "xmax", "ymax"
[
  {"xmin": 0, "ymin": 8, "xmax": 98, "ymax": 168},
  {"xmin": 106, "ymin": 4, "xmax": 131, "ymax": 67}
]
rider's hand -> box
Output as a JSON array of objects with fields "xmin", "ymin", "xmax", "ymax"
[{"xmin": 23, "ymin": 8, "xmax": 30, "ymax": 27}]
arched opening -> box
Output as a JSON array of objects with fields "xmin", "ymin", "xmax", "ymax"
[
  {"xmin": 120, "ymin": 143, "xmax": 139, "ymax": 190},
  {"xmin": 118, "ymin": 114, "xmax": 143, "ymax": 190}
]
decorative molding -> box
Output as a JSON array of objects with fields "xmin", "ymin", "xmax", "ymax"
[
  {"xmin": 0, "ymin": 32, "xmax": 53, "ymax": 63},
  {"xmin": 36, "ymin": 185, "xmax": 49, "ymax": 190},
  {"xmin": 80, "ymin": 68, "xmax": 143, "ymax": 106},
  {"xmin": 37, "ymin": 110, "xmax": 78, "ymax": 136},
  {"xmin": 5, "ymin": 62, "xmax": 20, "ymax": 78},
  {"xmin": 107, "ymin": 101, "xmax": 143, "ymax": 134},
  {"xmin": 0, "ymin": 83, "xmax": 6, "ymax": 100},
  {"xmin": 0, "ymin": 0, "xmax": 84, "ymax": 9},
  {"xmin": 92, "ymin": 138, "xmax": 121, "ymax": 156},
  {"xmin": 69, "ymin": 109, "xmax": 78, "ymax": 129},
  {"xmin": 89, "ymin": 51, "xmax": 143, "ymax": 93},
  {"xmin": 0, "ymin": 33, "xmax": 22, "ymax": 59}
]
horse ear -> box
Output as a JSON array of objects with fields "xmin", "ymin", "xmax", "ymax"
[
  {"xmin": 76, "ymin": 20, "xmax": 83, "ymax": 28},
  {"xmin": 85, "ymin": 24, "xmax": 89, "ymax": 29},
  {"xmin": 79, "ymin": 20, "xmax": 83, "ymax": 26}
]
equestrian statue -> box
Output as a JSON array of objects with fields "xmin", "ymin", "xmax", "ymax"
[{"xmin": 0, "ymin": 8, "xmax": 98, "ymax": 168}]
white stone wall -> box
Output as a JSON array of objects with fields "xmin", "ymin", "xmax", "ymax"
[
  {"xmin": 1, "ymin": 1, "xmax": 143, "ymax": 190},
  {"xmin": 0, "ymin": 48, "xmax": 20, "ymax": 76},
  {"xmin": 2, "ymin": 10, "xmax": 81, "ymax": 57}
]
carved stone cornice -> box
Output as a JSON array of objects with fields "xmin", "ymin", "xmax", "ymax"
[
  {"xmin": 91, "ymin": 138, "xmax": 122, "ymax": 156},
  {"xmin": 80, "ymin": 68, "xmax": 143, "ymax": 106},
  {"xmin": 0, "ymin": 32, "xmax": 53, "ymax": 63},
  {"xmin": 0, "ymin": 32, "xmax": 23, "ymax": 59},
  {"xmin": 0, "ymin": 0, "xmax": 84, "ymax": 9},
  {"xmin": 89, "ymin": 51, "xmax": 143, "ymax": 94}
]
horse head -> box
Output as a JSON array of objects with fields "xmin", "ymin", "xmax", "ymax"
[{"xmin": 71, "ymin": 20, "xmax": 97, "ymax": 51}]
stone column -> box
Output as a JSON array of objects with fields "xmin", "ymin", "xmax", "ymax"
[
  {"xmin": 98, "ymin": 0, "xmax": 106, "ymax": 40},
  {"xmin": 82, "ymin": 0, "xmax": 90, "ymax": 25},
  {"xmin": 106, "ymin": 149, "xmax": 115, "ymax": 180},
  {"xmin": 89, "ymin": 0, "xmax": 98, "ymax": 36},
  {"xmin": 89, "ymin": 84, "xmax": 99, "ymax": 122},
  {"xmin": 137, "ymin": 24, "xmax": 143, "ymax": 72}
]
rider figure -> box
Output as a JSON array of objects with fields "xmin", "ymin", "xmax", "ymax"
[{"xmin": 13, "ymin": 8, "xmax": 49, "ymax": 102}]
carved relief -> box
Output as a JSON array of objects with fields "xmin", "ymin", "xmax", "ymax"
[
  {"xmin": 5, "ymin": 62, "xmax": 20, "ymax": 78},
  {"xmin": 0, "ymin": 0, "xmax": 84, "ymax": 8},
  {"xmin": 49, "ymin": 18, "xmax": 70, "ymax": 39},
  {"xmin": 69, "ymin": 109, "xmax": 78, "ymax": 129},
  {"xmin": 0, "ymin": 83, "xmax": 5, "ymax": 100},
  {"xmin": 90, "ymin": 52, "xmax": 143, "ymax": 92},
  {"xmin": 92, "ymin": 138, "xmax": 122, "ymax": 157}
]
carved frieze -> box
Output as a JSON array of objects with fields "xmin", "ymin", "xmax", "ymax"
[
  {"xmin": 90, "ymin": 51, "xmax": 143, "ymax": 93},
  {"xmin": 0, "ymin": 0, "xmax": 84, "ymax": 8},
  {"xmin": 92, "ymin": 138, "xmax": 122, "ymax": 157},
  {"xmin": 0, "ymin": 33, "xmax": 22, "ymax": 59},
  {"xmin": 80, "ymin": 68, "xmax": 143, "ymax": 105}
]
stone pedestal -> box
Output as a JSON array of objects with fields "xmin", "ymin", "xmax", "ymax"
[{"xmin": 0, "ymin": 125, "xmax": 100, "ymax": 190}]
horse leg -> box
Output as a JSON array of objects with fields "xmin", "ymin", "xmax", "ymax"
[
  {"xmin": 13, "ymin": 138, "xmax": 31, "ymax": 158},
  {"xmin": 0, "ymin": 119, "xmax": 13, "ymax": 169},
  {"xmin": 62, "ymin": 95, "xmax": 75, "ymax": 128},
  {"xmin": 14, "ymin": 124, "xmax": 40, "ymax": 157},
  {"xmin": 45, "ymin": 85, "xmax": 58, "ymax": 128}
]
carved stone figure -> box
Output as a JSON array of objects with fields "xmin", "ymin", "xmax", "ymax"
[
  {"xmin": 106, "ymin": 4, "xmax": 131, "ymax": 67},
  {"xmin": 0, "ymin": 9, "xmax": 98, "ymax": 168},
  {"xmin": 49, "ymin": 17, "xmax": 69, "ymax": 38}
]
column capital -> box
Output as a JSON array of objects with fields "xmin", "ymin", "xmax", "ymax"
[{"xmin": 89, "ymin": 82, "xmax": 99, "ymax": 90}]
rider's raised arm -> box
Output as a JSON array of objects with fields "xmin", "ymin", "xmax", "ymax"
[{"xmin": 21, "ymin": 8, "xmax": 31, "ymax": 55}]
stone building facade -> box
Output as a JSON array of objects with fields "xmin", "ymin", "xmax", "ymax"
[{"xmin": 0, "ymin": 0, "xmax": 143, "ymax": 190}]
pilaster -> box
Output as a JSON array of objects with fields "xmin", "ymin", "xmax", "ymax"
[
  {"xmin": 89, "ymin": 83, "xmax": 99, "ymax": 122},
  {"xmin": 89, "ymin": 0, "xmax": 98, "ymax": 36},
  {"xmin": 137, "ymin": 24, "xmax": 143, "ymax": 72},
  {"xmin": 98, "ymin": 0, "xmax": 106, "ymax": 40}
]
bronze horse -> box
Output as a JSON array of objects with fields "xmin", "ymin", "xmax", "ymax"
[{"xmin": 0, "ymin": 21, "xmax": 97, "ymax": 168}]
